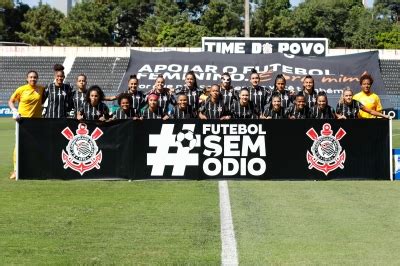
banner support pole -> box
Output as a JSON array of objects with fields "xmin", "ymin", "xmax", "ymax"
[
  {"xmin": 389, "ymin": 118, "xmax": 393, "ymax": 181},
  {"xmin": 15, "ymin": 120, "xmax": 19, "ymax": 181}
]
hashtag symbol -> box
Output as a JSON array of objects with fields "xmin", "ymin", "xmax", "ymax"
[{"xmin": 147, "ymin": 124, "xmax": 199, "ymax": 176}]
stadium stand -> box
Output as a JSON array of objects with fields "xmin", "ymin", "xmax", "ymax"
[
  {"xmin": 379, "ymin": 60, "xmax": 400, "ymax": 108},
  {"xmin": 0, "ymin": 57, "xmax": 65, "ymax": 104},
  {"xmin": 65, "ymin": 57, "xmax": 129, "ymax": 96}
]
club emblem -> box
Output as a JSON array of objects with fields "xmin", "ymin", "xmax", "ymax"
[
  {"xmin": 61, "ymin": 123, "xmax": 103, "ymax": 175},
  {"xmin": 306, "ymin": 123, "xmax": 346, "ymax": 175}
]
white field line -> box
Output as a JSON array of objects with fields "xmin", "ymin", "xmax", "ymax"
[{"xmin": 219, "ymin": 180, "xmax": 238, "ymax": 266}]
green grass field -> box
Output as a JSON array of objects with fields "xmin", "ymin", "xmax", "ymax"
[{"xmin": 1, "ymin": 118, "xmax": 400, "ymax": 264}]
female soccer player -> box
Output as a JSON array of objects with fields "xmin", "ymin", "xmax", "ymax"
[
  {"xmin": 77, "ymin": 85, "xmax": 110, "ymax": 121},
  {"xmin": 268, "ymin": 74, "xmax": 293, "ymax": 109},
  {"xmin": 198, "ymin": 84, "xmax": 230, "ymax": 120},
  {"xmin": 248, "ymin": 69, "xmax": 271, "ymax": 114},
  {"xmin": 336, "ymin": 87, "xmax": 389, "ymax": 119},
  {"xmin": 219, "ymin": 72, "xmax": 237, "ymax": 111},
  {"xmin": 125, "ymin": 74, "xmax": 145, "ymax": 115},
  {"xmin": 175, "ymin": 71, "xmax": 201, "ymax": 111},
  {"xmin": 262, "ymin": 93, "xmax": 287, "ymax": 119},
  {"xmin": 146, "ymin": 74, "xmax": 175, "ymax": 114},
  {"xmin": 230, "ymin": 88, "xmax": 259, "ymax": 119},
  {"xmin": 299, "ymin": 75, "xmax": 318, "ymax": 109},
  {"xmin": 42, "ymin": 64, "xmax": 74, "ymax": 118},
  {"xmin": 71, "ymin": 74, "xmax": 87, "ymax": 118},
  {"xmin": 113, "ymin": 93, "xmax": 138, "ymax": 119},
  {"xmin": 141, "ymin": 93, "xmax": 167, "ymax": 119},
  {"xmin": 166, "ymin": 93, "xmax": 197, "ymax": 119},
  {"xmin": 352, "ymin": 73, "xmax": 384, "ymax": 118},
  {"xmin": 8, "ymin": 70, "xmax": 45, "ymax": 179},
  {"xmin": 286, "ymin": 94, "xmax": 309, "ymax": 119},
  {"xmin": 309, "ymin": 92, "xmax": 335, "ymax": 119}
]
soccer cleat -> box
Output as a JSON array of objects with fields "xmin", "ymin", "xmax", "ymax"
[{"xmin": 9, "ymin": 171, "xmax": 16, "ymax": 180}]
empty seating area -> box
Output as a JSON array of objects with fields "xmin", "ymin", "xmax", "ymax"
[
  {"xmin": 379, "ymin": 60, "xmax": 400, "ymax": 108},
  {"xmin": 0, "ymin": 57, "xmax": 65, "ymax": 104},
  {"xmin": 66, "ymin": 57, "xmax": 129, "ymax": 96}
]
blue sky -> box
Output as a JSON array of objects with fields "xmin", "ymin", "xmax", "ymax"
[{"xmin": 21, "ymin": 0, "xmax": 373, "ymax": 8}]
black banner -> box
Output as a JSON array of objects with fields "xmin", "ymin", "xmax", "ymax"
[
  {"xmin": 120, "ymin": 51, "xmax": 387, "ymax": 104},
  {"xmin": 18, "ymin": 119, "xmax": 390, "ymax": 180},
  {"xmin": 202, "ymin": 37, "xmax": 328, "ymax": 56}
]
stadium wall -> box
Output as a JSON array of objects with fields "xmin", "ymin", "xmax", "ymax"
[{"xmin": 0, "ymin": 46, "xmax": 399, "ymax": 59}]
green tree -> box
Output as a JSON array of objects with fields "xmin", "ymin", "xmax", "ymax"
[
  {"xmin": 250, "ymin": 0, "xmax": 293, "ymax": 37},
  {"xmin": 343, "ymin": 5, "xmax": 392, "ymax": 48},
  {"xmin": 17, "ymin": 4, "xmax": 64, "ymax": 45},
  {"xmin": 374, "ymin": 0, "xmax": 400, "ymax": 22},
  {"xmin": 56, "ymin": 0, "xmax": 117, "ymax": 46},
  {"xmin": 137, "ymin": 0, "xmax": 183, "ymax": 46},
  {"xmin": 3, "ymin": 3, "xmax": 30, "ymax": 42},
  {"xmin": 292, "ymin": 0, "xmax": 362, "ymax": 47},
  {"xmin": 157, "ymin": 20, "xmax": 210, "ymax": 46},
  {"xmin": 376, "ymin": 24, "xmax": 400, "ymax": 48},
  {"xmin": 0, "ymin": 0, "xmax": 13, "ymax": 40},
  {"xmin": 200, "ymin": 0, "xmax": 243, "ymax": 37}
]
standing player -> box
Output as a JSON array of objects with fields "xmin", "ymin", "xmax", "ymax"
[
  {"xmin": 175, "ymin": 71, "xmax": 202, "ymax": 111},
  {"xmin": 125, "ymin": 74, "xmax": 145, "ymax": 116},
  {"xmin": 42, "ymin": 64, "xmax": 74, "ymax": 118},
  {"xmin": 298, "ymin": 75, "xmax": 318, "ymax": 109},
  {"xmin": 167, "ymin": 93, "xmax": 197, "ymax": 119},
  {"xmin": 141, "ymin": 93, "xmax": 168, "ymax": 119},
  {"xmin": 113, "ymin": 93, "xmax": 138, "ymax": 119},
  {"xmin": 247, "ymin": 69, "xmax": 271, "ymax": 114},
  {"xmin": 309, "ymin": 92, "xmax": 336, "ymax": 119},
  {"xmin": 77, "ymin": 85, "xmax": 110, "ymax": 121},
  {"xmin": 8, "ymin": 70, "xmax": 45, "ymax": 179},
  {"xmin": 286, "ymin": 94, "xmax": 309, "ymax": 119},
  {"xmin": 70, "ymin": 74, "xmax": 88, "ymax": 118},
  {"xmin": 353, "ymin": 73, "xmax": 384, "ymax": 118},
  {"xmin": 336, "ymin": 87, "xmax": 389, "ymax": 119},
  {"xmin": 198, "ymin": 84, "xmax": 230, "ymax": 120},
  {"xmin": 146, "ymin": 74, "xmax": 175, "ymax": 114},
  {"xmin": 268, "ymin": 74, "xmax": 293, "ymax": 109},
  {"xmin": 263, "ymin": 93, "xmax": 287, "ymax": 119},
  {"xmin": 219, "ymin": 72, "xmax": 237, "ymax": 111},
  {"xmin": 230, "ymin": 88, "xmax": 259, "ymax": 119}
]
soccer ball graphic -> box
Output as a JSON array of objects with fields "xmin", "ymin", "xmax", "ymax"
[{"xmin": 176, "ymin": 129, "xmax": 197, "ymax": 150}]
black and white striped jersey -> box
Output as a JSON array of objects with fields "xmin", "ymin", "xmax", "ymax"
[
  {"xmin": 79, "ymin": 102, "xmax": 110, "ymax": 120},
  {"xmin": 263, "ymin": 106, "xmax": 287, "ymax": 119},
  {"xmin": 219, "ymin": 87, "xmax": 237, "ymax": 111},
  {"xmin": 140, "ymin": 107, "xmax": 165, "ymax": 119},
  {"xmin": 267, "ymin": 89, "xmax": 293, "ymax": 109},
  {"xmin": 230, "ymin": 101, "xmax": 259, "ymax": 119},
  {"xmin": 336, "ymin": 100, "xmax": 363, "ymax": 119},
  {"xmin": 71, "ymin": 89, "xmax": 86, "ymax": 118},
  {"xmin": 286, "ymin": 105, "xmax": 310, "ymax": 119},
  {"xmin": 168, "ymin": 105, "xmax": 197, "ymax": 119},
  {"xmin": 175, "ymin": 86, "xmax": 201, "ymax": 111},
  {"xmin": 126, "ymin": 90, "xmax": 145, "ymax": 113},
  {"xmin": 248, "ymin": 85, "xmax": 271, "ymax": 113},
  {"xmin": 43, "ymin": 82, "xmax": 74, "ymax": 118},
  {"xmin": 309, "ymin": 105, "xmax": 336, "ymax": 119},
  {"xmin": 145, "ymin": 91, "xmax": 175, "ymax": 114},
  {"xmin": 199, "ymin": 99, "xmax": 230, "ymax": 119},
  {"xmin": 299, "ymin": 90, "xmax": 318, "ymax": 109},
  {"xmin": 113, "ymin": 107, "xmax": 137, "ymax": 119}
]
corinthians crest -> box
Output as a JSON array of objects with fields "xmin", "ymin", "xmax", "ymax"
[
  {"xmin": 306, "ymin": 123, "xmax": 346, "ymax": 175},
  {"xmin": 61, "ymin": 123, "xmax": 103, "ymax": 175}
]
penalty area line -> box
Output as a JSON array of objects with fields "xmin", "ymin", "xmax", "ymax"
[{"xmin": 219, "ymin": 180, "xmax": 238, "ymax": 266}]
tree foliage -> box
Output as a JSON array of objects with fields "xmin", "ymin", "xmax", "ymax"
[{"xmin": 17, "ymin": 4, "xmax": 64, "ymax": 45}]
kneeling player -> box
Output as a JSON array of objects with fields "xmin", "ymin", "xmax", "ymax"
[
  {"xmin": 286, "ymin": 94, "xmax": 309, "ymax": 119},
  {"xmin": 77, "ymin": 85, "xmax": 110, "ymax": 121},
  {"xmin": 309, "ymin": 92, "xmax": 335, "ymax": 119},
  {"xmin": 230, "ymin": 88, "xmax": 259, "ymax": 119},
  {"xmin": 140, "ymin": 93, "xmax": 167, "ymax": 119},
  {"xmin": 198, "ymin": 84, "xmax": 230, "ymax": 120},
  {"xmin": 262, "ymin": 94, "xmax": 286, "ymax": 119},
  {"xmin": 113, "ymin": 93, "xmax": 138, "ymax": 119},
  {"xmin": 167, "ymin": 93, "xmax": 196, "ymax": 119}
]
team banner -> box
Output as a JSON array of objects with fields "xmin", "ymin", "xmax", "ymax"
[
  {"xmin": 120, "ymin": 51, "xmax": 386, "ymax": 101},
  {"xmin": 18, "ymin": 119, "xmax": 390, "ymax": 180},
  {"xmin": 202, "ymin": 37, "xmax": 328, "ymax": 56}
]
